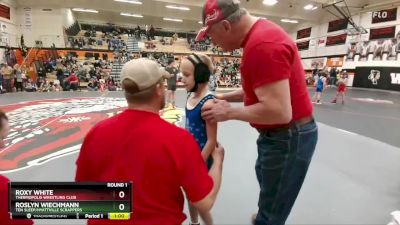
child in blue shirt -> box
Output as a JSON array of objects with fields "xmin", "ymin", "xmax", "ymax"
[{"xmin": 180, "ymin": 53, "xmax": 217, "ymax": 225}]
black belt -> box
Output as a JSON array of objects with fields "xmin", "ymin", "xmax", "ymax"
[{"xmin": 256, "ymin": 116, "xmax": 314, "ymax": 134}]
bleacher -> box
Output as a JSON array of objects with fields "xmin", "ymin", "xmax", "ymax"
[
  {"xmin": 66, "ymin": 31, "xmax": 129, "ymax": 51},
  {"xmin": 139, "ymin": 37, "xmax": 243, "ymax": 56},
  {"xmin": 63, "ymin": 22, "xmax": 243, "ymax": 57},
  {"xmin": 127, "ymin": 36, "xmax": 141, "ymax": 53},
  {"xmin": 65, "ymin": 21, "xmax": 81, "ymax": 36},
  {"xmin": 110, "ymin": 62, "xmax": 124, "ymax": 84},
  {"xmin": 64, "ymin": 27, "xmax": 243, "ymax": 58},
  {"xmin": 143, "ymin": 38, "xmax": 193, "ymax": 53}
]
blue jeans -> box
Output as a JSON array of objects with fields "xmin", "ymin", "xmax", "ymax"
[{"xmin": 255, "ymin": 119, "xmax": 318, "ymax": 225}]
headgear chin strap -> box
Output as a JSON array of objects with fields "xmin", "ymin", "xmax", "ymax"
[{"xmin": 186, "ymin": 54, "xmax": 211, "ymax": 92}]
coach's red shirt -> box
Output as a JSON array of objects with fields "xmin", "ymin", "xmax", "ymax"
[
  {"xmin": 0, "ymin": 175, "xmax": 33, "ymax": 225},
  {"xmin": 76, "ymin": 109, "xmax": 213, "ymax": 225},
  {"xmin": 240, "ymin": 19, "xmax": 313, "ymax": 129}
]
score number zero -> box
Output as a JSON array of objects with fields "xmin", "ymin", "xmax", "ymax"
[{"xmin": 117, "ymin": 190, "xmax": 127, "ymax": 211}]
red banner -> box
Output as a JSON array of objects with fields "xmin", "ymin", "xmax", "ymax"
[
  {"xmin": 297, "ymin": 27, "xmax": 312, "ymax": 39},
  {"xmin": 369, "ymin": 26, "xmax": 396, "ymax": 40},
  {"xmin": 0, "ymin": 4, "xmax": 10, "ymax": 20},
  {"xmin": 296, "ymin": 40, "xmax": 310, "ymax": 51},
  {"xmin": 328, "ymin": 19, "xmax": 348, "ymax": 32},
  {"xmin": 372, "ymin": 8, "xmax": 397, "ymax": 24},
  {"xmin": 326, "ymin": 33, "xmax": 347, "ymax": 46}
]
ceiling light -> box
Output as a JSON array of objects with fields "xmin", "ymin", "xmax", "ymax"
[
  {"xmin": 114, "ymin": 0, "xmax": 142, "ymax": 5},
  {"xmin": 281, "ymin": 19, "xmax": 299, "ymax": 23},
  {"xmin": 263, "ymin": 0, "xmax": 278, "ymax": 6},
  {"xmin": 120, "ymin": 13, "xmax": 143, "ymax": 18},
  {"xmin": 72, "ymin": 8, "xmax": 99, "ymax": 13},
  {"xmin": 163, "ymin": 17, "xmax": 183, "ymax": 22},
  {"xmin": 166, "ymin": 5, "xmax": 190, "ymax": 11},
  {"xmin": 198, "ymin": 21, "xmax": 203, "ymax": 24},
  {"xmin": 304, "ymin": 4, "xmax": 318, "ymax": 10}
]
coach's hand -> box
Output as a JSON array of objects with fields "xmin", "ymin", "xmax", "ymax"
[
  {"xmin": 201, "ymin": 99, "xmax": 231, "ymax": 123},
  {"xmin": 212, "ymin": 142, "xmax": 225, "ymax": 164}
]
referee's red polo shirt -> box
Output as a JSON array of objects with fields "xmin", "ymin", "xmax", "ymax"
[{"xmin": 240, "ymin": 19, "xmax": 313, "ymax": 129}]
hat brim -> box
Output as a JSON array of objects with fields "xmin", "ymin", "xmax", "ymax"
[{"xmin": 195, "ymin": 26, "xmax": 211, "ymax": 42}]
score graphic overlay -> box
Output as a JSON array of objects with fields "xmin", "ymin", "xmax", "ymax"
[{"xmin": 9, "ymin": 182, "xmax": 132, "ymax": 220}]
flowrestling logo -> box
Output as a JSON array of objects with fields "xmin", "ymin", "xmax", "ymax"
[{"xmin": 0, "ymin": 98, "xmax": 184, "ymax": 173}]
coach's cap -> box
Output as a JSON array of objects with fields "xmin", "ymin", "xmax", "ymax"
[
  {"xmin": 196, "ymin": 0, "xmax": 241, "ymax": 41},
  {"xmin": 121, "ymin": 58, "xmax": 167, "ymax": 92}
]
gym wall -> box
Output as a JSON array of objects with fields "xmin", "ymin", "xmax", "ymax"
[
  {"xmin": 0, "ymin": 0, "xmax": 18, "ymax": 47},
  {"xmin": 292, "ymin": 6, "xmax": 400, "ymax": 61},
  {"xmin": 16, "ymin": 8, "xmax": 66, "ymax": 48}
]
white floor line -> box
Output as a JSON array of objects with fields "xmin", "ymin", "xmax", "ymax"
[{"xmin": 337, "ymin": 128, "xmax": 358, "ymax": 136}]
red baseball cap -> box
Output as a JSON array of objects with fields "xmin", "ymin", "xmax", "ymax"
[{"xmin": 196, "ymin": 0, "xmax": 241, "ymax": 41}]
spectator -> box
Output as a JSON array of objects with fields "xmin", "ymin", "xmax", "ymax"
[
  {"xmin": 145, "ymin": 25, "xmax": 151, "ymax": 41},
  {"xmin": 172, "ymin": 33, "xmax": 178, "ymax": 42},
  {"xmin": 160, "ymin": 36, "xmax": 166, "ymax": 45},
  {"xmin": 165, "ymin": 58, "xmax": 179, "ymax": 108},
  {"xmin": 64, "ymin": 65, "xmax": 71, "ymax": 78},
  {"xmin": 208, "ymin": 72, "xmax": 218, "ymax": 94},
  {"xmin": 56, "ymin": 65, "xmax": 65, "ymax": 90},
  {"xmin": 329, "ymin": 67, "xmax": 337, "ymax": 87},
  {"xmin": 21, "ymin": 65, "xmax": 28, "ymax": 87},
  {"xmin": 77, "ymin": 64, "xmax": 87, "ymax": 81},
  {"xmin": 75, "ymin": 58, "xmax": 224, "ymax": 225},
  {"xmin": 37, "ymin": 66, "xmax": 46, "ymax": 78},
  {"xmin": 107, "ymin": 77, "xmax": 117, "ymax": 91},
  {"xmin": 25, "ymin": 79, "xmax": 37, "ymax": 92},
  {"xmin": 41, "ymin": 80, "xmax": 50, "ymax": 92},
  {"xmin": 63, "ymin": 73, "xmax": 79, "ymax": 91},
  {"xmin": 14, "ymin": 64, "xmax": 23, "ymax": 92},
  {"xmin": 150, "ymin": 25, "xmax": 155, "ymax": 40},
  {"xmin": 36, "ymin": 76, "xmax": 44, "ymax": 90},
  {"xmin": 0, "ymin": 69, "xmax": 3, "ymax": 93},
  {"xmin": 1, "ymin": 64, "xmax": 13, "ymax": 92},
  {"xmin": 99, "ymin": 79, "xmax": 106, "ymax": 92},
  {"xmin": 48, "ymin": 81, "xmax": 56, "ymax": 92},
  {"xmin": 87, "ymin": 78, "xmax": 98, "ymax": 91}
]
